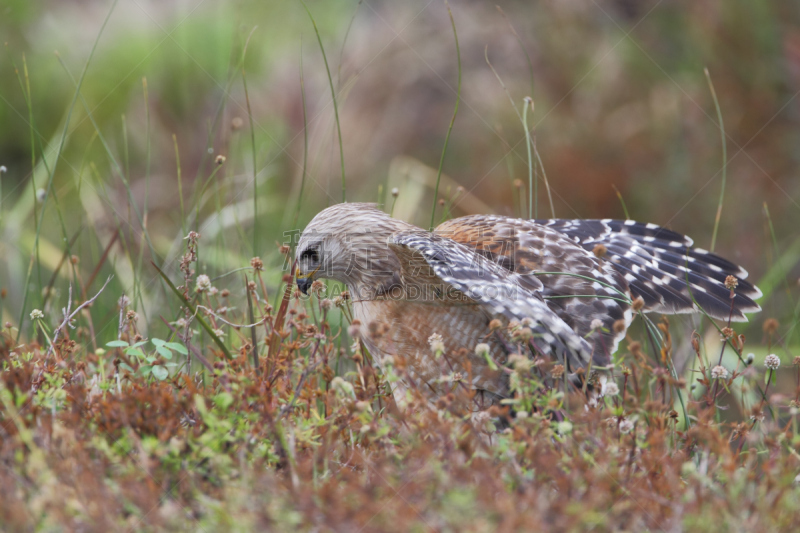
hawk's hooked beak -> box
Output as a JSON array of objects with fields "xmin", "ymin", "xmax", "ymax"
[
  {"xmin": 296, "ymin": 266, "xmax": 319, "ymax": 295},
  {"xmin": 296, "ymin": 275, "xmax": 312, "ymax": 295}
]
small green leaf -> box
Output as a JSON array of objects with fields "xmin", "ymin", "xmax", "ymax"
[
  {"xmin": 106, "ymin": 340, "xmax": 129, "ymax": 348},
  {"xmin": 165, "ymin": 342, "xmax": 188, "ymax": 355},
  {"xmin": 119, "ymin": 363, "xmax": 134, "ymax": 372},
  {"xmin": 130, "ymin": 340, "xmax": 148, "ymax": 348},
  {"xmin": 151, "ymin": 338, "xmax": 166, "ymax": 347},
  {"xmin": 151, "ymin": 365, "xmax": 169, "ymax": 381},
  {"xmin": 126, "ymin": 347, "xmax": 146, "ymax": 358},
  {"xmin": 139, "ymin": 364, "xmax": 153, "ymax": 375},
  {"xmin": 155, "ymin": 346, "xmax": 173, "ymax": 360}
]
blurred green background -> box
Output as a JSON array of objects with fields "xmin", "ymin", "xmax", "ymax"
[{"xmin": 1, "ymin": 0, "xmax": 799, "ymax": 350}]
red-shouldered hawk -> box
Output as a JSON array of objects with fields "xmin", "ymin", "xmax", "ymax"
[{"xmin": 295, "ymin": 203, "xmax": 760, "ymax": 406}]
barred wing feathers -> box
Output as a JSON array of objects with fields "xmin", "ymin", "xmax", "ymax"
[
  {"xmin": 537, "ymin": 219, "xmax": 761, "ymax": 322},
  {"xmin": 436, "ymin": 216, "xmax": 633, "ymax": 362},
  {"xmin": 389, "ymin": 231, "xmax": 595, "ymax": 370}
]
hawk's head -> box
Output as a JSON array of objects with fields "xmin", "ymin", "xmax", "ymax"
[{"xmin": 295, "ymin": 203, "xmax": 413, "ymax": 295}]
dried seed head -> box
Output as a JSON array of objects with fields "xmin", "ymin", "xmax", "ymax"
[
  {"xmin": 250, "ymin": 257, "xmax": 263, "ymax": 271},
  {"xmin": 508, "ymin": 353, "xmax": 532, "ymax": 372},
  {"xmin": 724, "ymin": 275, "xmax": 738, "ymax": 290},
  {"xmin": 320, "ymin": 298, "xmax": 333, "ymax": 310},
  {"xmin": 763, "ymin": 318, "xmax": 779, "ymax": 335},
  {"xmin": 619, "ymin": 418, "xmax": 634, "ymax": 434},
  {"xmin": 721, "ymin": 327, "xmax": 734, "ymax": 339},
  {"xmin": 428, "ymin": 333, "xmax": 445, "ymax": 353},
  {"xmin": 126, "ymin": 310, "xmax": 138, "ymax": 322},
  {"xmin": 474, "ymin": 343, "xmax": 490, "ymax": 357},
  {"xmin": 30, "ymin": 309, "xmax": 44, "ymax": 320},
  {"xmin": 279, "ymin": 245, "xmax": 291, "ymax": 256},
  {"xmin": 592, "ymin": 244, "xmax": 607, "ymax": 259},
  {"xmin": 711, "ymin": 365, "xmax": 729, "ymax": 380},
  {"xmin": 613, "ymin": 319, "xmax": 626, "ymax": 334},
  {"xmin": 632, "ymin": 296, "xmax": 645, "ymax": 312},
  {"xmin": 602, "ymin": 381, "xmax": 620, "ymax": 396},
  {"xmin": 746, "ymin": 353, "xmax": 755, "ymax": 365},
  {"xmin": 512, "ymin": 327, "xmax": 533, "ymax": 342},
  {"xmin": 489, "ymin": 319, "xmax": 502, "ymax": 331},
  {"xmin": 196, "ymin": 274, "xmax": 212, "ymax": 292},
  {"xmin": 247, "ymin": 281, "xmax": 257, "ymax": 292},
  {"xmin": 551, "ymin": 364, "xmax": 565, "ymax": 378},
  {"xmin": 310, "ymin": 280, "xmax": 325, "ymax": 295},
  {"xmin": 347, "ymin": 320, "xmax": 362, "ymax": 338},
  {"xmin": 215, "ymin": 154, "xmax": 226, "ymax": 165},
  {"xmin": 764, "ymin": 354, "xmax": 780, "ymax": 370},
  {"xmin": 221, "ymin": 289, "xmax": 230, "ymax": 298},
  {"xmin": 391, "ymin": 187, "xmax": 399, "ymax": 198}
]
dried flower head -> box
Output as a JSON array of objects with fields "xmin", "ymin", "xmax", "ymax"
[
  {"xmin": 474, "ymin": 343, "xmax": 490, "ymax": 357},
  {"xmin": 711, "ymin": 365, "xmax": 729, "ymax": 380},
  {"xmin": 613, "ymin": 319, "xmax": 626, "ymax": 334},
  {"xmin": 602, "ymin": 381, "xmax": 620, "ymax": 397},
  {"xmin": 619, "ymin": 418, "xmax": 634, "ymax": 434},
  {"xmin": 428, "ymin": 333, "xmax": 445, "ymax": 353},
  {"xmin": 391, "ymin": 187, "xmax": 399, "ymax": 198},
  {"xmin": 30, "ymin": 309, "xmax": 44, "ymax": 321},
  {"xmin": 126, "ymin": 310, "xmax": 138, "ymax": 322},
  {"xmin": 215, "ymin": 154, "xmax": 226, "ymax": 165},
  {"xmin": 196, "ymin": 274, "xmax": 212, "ymax": 293},
  {"xmin": 589, "ymin": 318, "xmax": 604, "ymax": 331},
  {"xmin": 221, "ymin": 289, "xmax": 230, "ymax": 298},
  {"xmin": 592, "ymin": 243, "xmax": 607, "ymax": 259},
  {"xmin": 764, "ymin": 354, "xmax": 780, "ymax": 370},
  {"xmin": 520, "ymin": 317, "xmax": 534, "ymax": 328},
  {"xmin": 320, "ymin": 298, "xmax": 333, "ymax": 310},
  {"xmin": 508, "ymin": 353, "xmax": 532, "ymax": 372},
  {"xmin": 310, "ymin": 280, "xmax": 325, "ymax": 295},
  {"xmin": 489, "ymin": 319, "xmax": 502, "ymax": 331},
  {"xmin": 724, "ymin": 275, "xmax": 738, "ymax": 290},
  {"xmin": 551, "ymin": 364, "xmax": 565, "ymax": 379},
  {"xmin": 632, "ymin": 296, "xmax": 645, "ymax": 312},
  {"xmin": 347, "ymin": 320, "xmax": 362, "ymax": 339},
  {"xmin": 721, "ymin": 327, "xmax": 734, "ymax": 339},
  {"xmin": 250, "ymin": 257, "xmax": 263, "ymax": 271},
  {"xmin": 746, "ymin": 353, "xmax": 755, "ymax": 366},
  {"xmin": 331, "ymin": 377, "xmax": 355, "ymax": 399},
  {"xmin": 763, "ymin": 318, "xmax": 779, "ymax": 335}
]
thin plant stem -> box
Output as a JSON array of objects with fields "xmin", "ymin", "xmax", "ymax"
[
  {"xmin": 302, "ymin": 1, "xmax": 346, "ymax": 203},
  {"xmin": 705, "ymin": 68, "xmax": 727, "ymax": 253},
  {"xmin": 241, "ymin": 26, "xmax": 259, "ymax": 256},
  {"xmin": 430, "ymin": 1, "xmax": 461, "ymax": 230}
]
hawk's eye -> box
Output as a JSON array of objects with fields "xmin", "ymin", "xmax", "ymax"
[{"xmin": 300, "ymin": 247, "xmax": 319, "ymax": 264}]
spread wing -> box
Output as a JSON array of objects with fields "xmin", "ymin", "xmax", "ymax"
[
  {"xmin": 389, "ymin": 231, "xmax": 595, "ymax": 371},
  {"xmin": 435, "ymin": 216, "xmax": 632, "ymax": 362},
  {"xmin": 535, "ymin": 219, "xmax": 762, "ymax": 321}
]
